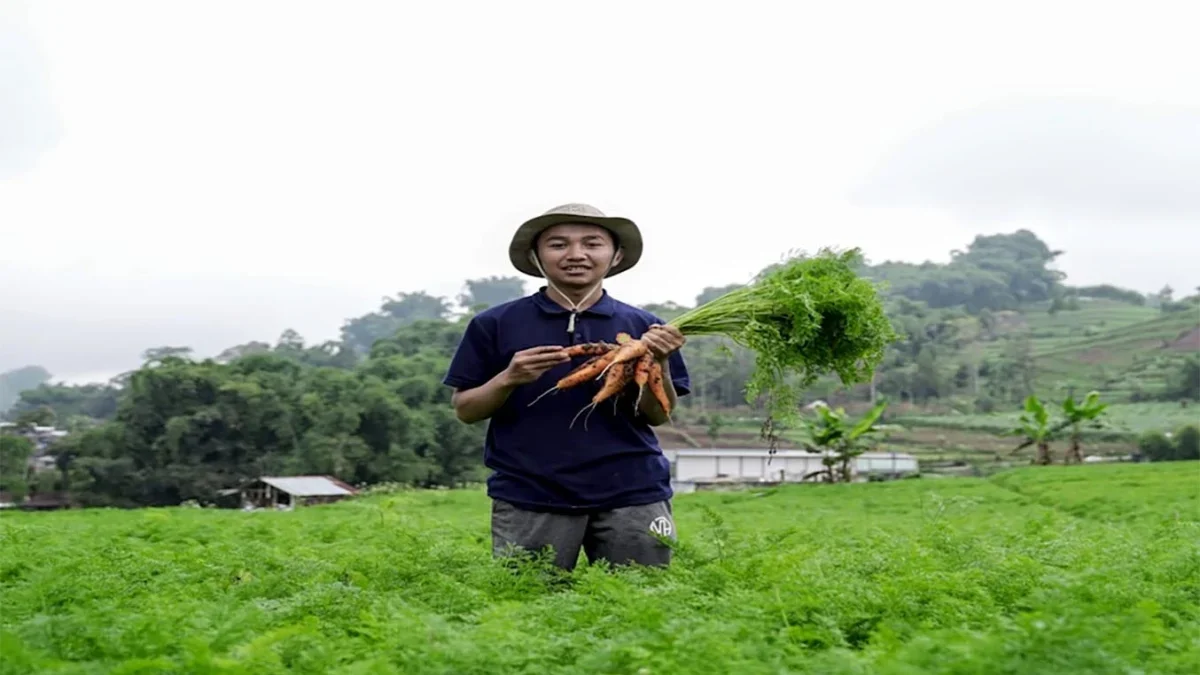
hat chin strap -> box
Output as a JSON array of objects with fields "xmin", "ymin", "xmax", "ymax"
[{"xmin": 529, "ymin": 249, "xmax": 617, "ymax": 333}]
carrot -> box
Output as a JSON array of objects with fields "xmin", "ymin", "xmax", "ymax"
[
  {"xmin": 597, "ymin": 338, "xmax": 650, "ymax": 379},
  {"xmin": 571, "ymin": 360, "xmax": 635, "ymax": 430},
  {"xmin": 527, "ymin": 349, "xmax": 618, "ymax": 407},
  {"xmin": 647, "ymin": 359, "xmax": 672, "ymax": 418},
  {"xmin": 632, "ymin": 351, "xmax": 653, "ymax": 409},
  {"xmin": 564, "ymin": 342, "xmax": 617, "ymax": 358},
  {"xmin": 560, "ymin": 349, "xmax": 617, "ymax": 388},
  {"xmin": 594, "ymin": 360, "xmax": 635, "ymax": 405}
]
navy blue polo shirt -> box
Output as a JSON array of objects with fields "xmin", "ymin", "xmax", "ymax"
[{"xmin": 442, "ymin": 288, "xmax": 691, "ymax": 513}]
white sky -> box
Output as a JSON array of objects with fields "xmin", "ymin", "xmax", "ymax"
[{"xmin": 2, "ymin": 0, "xmax": 1199, "ymax": 383}]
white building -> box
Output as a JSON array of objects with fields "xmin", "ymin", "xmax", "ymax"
[{"xmin": 670, "ymin": 447, "xmax": 918, "ymax": 486}]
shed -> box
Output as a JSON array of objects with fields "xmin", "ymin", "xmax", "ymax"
[
  {"xmin": 672, "ymin": 448, "xmax": 919, "ymax": 484},
  {"xmin": 224, "ymin": 475, "xmax": 358, "ymax": 509}
]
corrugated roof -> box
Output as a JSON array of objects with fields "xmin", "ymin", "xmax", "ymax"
[{"xmin": 258, "ymin": 476, "xmax": 353, "ymax": 497}]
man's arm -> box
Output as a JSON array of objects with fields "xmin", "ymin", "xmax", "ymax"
[
  {"xmin": 451, "ymin": 372, "xmax": 518, "ymax": 424},
  {"xmin": 637, "ymin": 356, "xmax": 678, "ymax": 426},
  {"xmin": 451, "ymin": 345, "xmax": 569, "ymax": 424}
]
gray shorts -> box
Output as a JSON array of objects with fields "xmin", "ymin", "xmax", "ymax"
[{"xmin": 491, "ymin": 498, "xmax": 676, "ymax": 571}]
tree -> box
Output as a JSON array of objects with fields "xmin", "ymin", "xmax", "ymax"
[
  {"xmin": 1060, "ymin": 391, "xmax": 1108, "ymax": 463},
  {"xmin": 798, "ymin": 400, "xmax": 888, "ymax": 482},
  {"xmin": 1009, "ymin": 395, "xmax": 1055, "ymax": 465},
  {"xmin": 0, "ymin": 365, "xmax": 52, "ymax": 413},
  {"xmin": 142, "ymin": 346, "xmax": 194, "ymax": 364},
  {"xmin": 13, "ymin": 406, "xmax": 56, "ymax": 430},
  {"xmin": 458, "ymin": 276, "xmax": 527, "ymax": 311},
  {"xmin": 706, "ymin": 413, "xmax": 725, "ymax": 447},
  {"xmin": 341, "ymin": 292, "xmax": 454, "ymax": 354},
  {"xmin": 1174, "ymin": 425, "xmax": 1200, "ymax": 461},
  {"xmin": 1166, "ymin": 356, "xmax": 1200, "ymax": 401},
  {"xmin": 7, "ymin": 382, "xmax": 121, "ymax": 422},
  {"xmin": 695, "ymin": 284, "xmax": 744, "ymax": 307},
  {"xmin": 988, "ymin": 335, "xmax": 1036, "ymax": 403},
  {"xmin": 1137, "ymin": 431, "xmax": 1175, "ymax": 462},
  {"xmin": 0, "ymin": 434, "xmax": 34, "ymax": 501}
]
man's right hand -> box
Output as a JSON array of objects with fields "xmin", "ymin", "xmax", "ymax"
[{"xmin": 501, "ymin": 346, "xmax": 571, "ymax": 386}]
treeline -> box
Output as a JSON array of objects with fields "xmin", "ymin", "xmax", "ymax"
[
  {"xmin": 7, "ymin": 231, "xmax": 1196, "ymax": 423},
  {"xmin": 2, "ymin": 230, "xmax": 1196, "ymax": 506},
  {"xmin": 1, "ymin": 320, "xmax": 484, "ymax": 507}
]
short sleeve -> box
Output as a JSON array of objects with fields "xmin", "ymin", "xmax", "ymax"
[
  {"xmin": 443, "ymin": 314, "xmax": 501, "ymax": 390},
  {"xmin": 667, "ymin": 348, "xmax": 691, "ymax": 397}
]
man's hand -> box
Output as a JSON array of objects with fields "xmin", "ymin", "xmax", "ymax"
[
  {"xmin": 641, "ymin": 324, "xmax": 686, "ymax": 362},
  {"xmin": 500, "ymin": 346, "xmax": 571, "ymax": 386}
]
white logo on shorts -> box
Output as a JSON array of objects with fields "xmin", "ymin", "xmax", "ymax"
[{"xmin": 648, "ymin": 515, "xmax": 674, "ymax": 537}]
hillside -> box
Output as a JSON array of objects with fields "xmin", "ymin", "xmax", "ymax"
[
  {"xmin": 1, "ymin": 463, "xmax": 1196, "ymax": 673},
  {"xmin": 1030, "ymin": 307, "xmax": 1198, "ymax": 398}
]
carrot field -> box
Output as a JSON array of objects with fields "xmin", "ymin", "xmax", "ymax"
[{"xmin": 1, "ymin": 462, "xmax": 1198, "ymax": 674}]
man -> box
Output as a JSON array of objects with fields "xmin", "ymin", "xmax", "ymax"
[{"xmin": 443, "ymin": 203, "xmax": 690, "ymax": 571}]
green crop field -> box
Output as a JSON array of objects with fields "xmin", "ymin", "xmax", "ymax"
[
  {"xmin": 895, "ymin": 401, "xmax": 1199, "ymax": 438},
  {"xmin": 2, "ymin": 463, "xmax": 1198, "ymax": 674}
]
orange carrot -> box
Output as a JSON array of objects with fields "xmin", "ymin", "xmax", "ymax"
[
  {"xmin": 571, "ymin": 361, "xmax": 635, "ymax": 430},
  {"xmin": 594, "ymin": 360, "xmax": 634, "ymax": 405},
  {"xmin": 632, "ymin": 351, "xmax": 653, "ymax": 409},
  {"xmin": 564, "ymin": 342, "xmax": 617, "ymax": 358},
  {"xmin": 560, "ymin": 349, "xmax": 617, "ymax": 388},
  {"xmin": 527, "ymin": 349, "xmax": 619, "ymax": 407},
  {"xmin": 598, "ymin": 338, "xmax": 650, "ymax": 379},
  {"xmin": 647, "ymin": 359, "xmax": 672, "ymax": 417}
]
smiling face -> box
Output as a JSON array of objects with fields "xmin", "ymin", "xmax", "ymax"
[{"xmin": 534, "ymin": 223, "xmax": 624, "ymax": 290}]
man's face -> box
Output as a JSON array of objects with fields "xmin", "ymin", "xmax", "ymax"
[{"xmin": 534, "ymin": 223, "xmax": 623, "ymax": 289}]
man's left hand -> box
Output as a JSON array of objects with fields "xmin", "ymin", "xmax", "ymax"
[{"xmin": 642, "ymin": 324, "xmax": 686, "ymax": 361}]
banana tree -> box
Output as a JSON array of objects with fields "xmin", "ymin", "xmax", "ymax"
[
  {"xmin": 1060, "ymin": 391, "xmax": 1108, "ymax": 464},
  {"xmin": 799, "ymin": 399, "xmax": 889, "ymax": 483},
  {"xmin": 1009, "ymin": 395, "xmax": 1055, "ymax": 465}
]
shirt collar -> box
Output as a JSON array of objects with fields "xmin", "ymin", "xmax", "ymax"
[{"xmin": 532, "ymin": 286, "xmax": 616, "ymax": 317}]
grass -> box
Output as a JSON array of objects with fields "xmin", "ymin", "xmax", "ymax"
[
  {"xmin": 894, "ymin": 401, "xmax": 1199, "ymax": 438},
  {"xmin": 2, "ymin": 463, "xmax": 1199, "ymax": 673}
]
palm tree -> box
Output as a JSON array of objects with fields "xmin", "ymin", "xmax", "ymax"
[
  {"xmin": 799, "ymin": 399, "xmax": 889, "ymax": 482},
  {"xmin": 1010, "ymin": 395, "xmax": 1055, "ymax": 465},
  {"xmin": 1060, "ymin": 391, "xmax": 1109, "ymax": 464}
]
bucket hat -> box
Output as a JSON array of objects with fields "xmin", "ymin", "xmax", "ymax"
[{"xmin": 508, "ymin": 203, "xmax": 643, "ymax": 278}]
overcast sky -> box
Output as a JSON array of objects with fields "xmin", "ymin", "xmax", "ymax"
[{"xmin": 2, "ymin": 0, "xmax": 1198, "ymax": 384}]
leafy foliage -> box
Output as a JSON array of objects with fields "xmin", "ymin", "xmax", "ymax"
[
  {"xmin": 671, "ymin": 248, "xmax": 896, "ymax": 432},
  {"xmin": 799, "ymin": 399, "xmax": 889, "ymax": 482},
  {"xmin": 39, "ymin": 319, "xmax": 486, "ymax": 507},
  {"xmin": 0, "ymin": 464, "xmax": 1196, "ymax": 673}
]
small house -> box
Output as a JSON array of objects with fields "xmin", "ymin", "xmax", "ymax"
[{"xmin": 223, "ymin": 475, "xmax": 358, "ymax": 510}]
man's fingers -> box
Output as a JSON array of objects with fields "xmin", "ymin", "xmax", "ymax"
[
  {"xmin": 522, "ymin": 345, "xmax": 566, "ymax": 355},
  {"xmin": 523, "ymin": 352, "xmax": 571, "ymax": 365}
]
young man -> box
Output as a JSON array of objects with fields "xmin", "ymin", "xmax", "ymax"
[{"xmin": 443, "ymin": 203, "xmax": 690, "ymax": 571}]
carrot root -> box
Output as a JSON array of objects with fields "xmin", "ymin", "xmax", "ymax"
[
  {"xmin": 632, "ymin": 352, "xmax": 653, "ymax": 411},
  {"xmin": 647, "ymin": 360, "xmax": 672, "ymax": 418},
  {"xmin": 598, "ymin": 339, "xmax": 650, "ymax": 380},
  {"xmin": 564, "ymin": 342, "xmax": 618, "ymax": 358}
]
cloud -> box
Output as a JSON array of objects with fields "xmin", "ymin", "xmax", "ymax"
[
  {"xmin": 0, "ymin": 4, "xmax": 62, "ymax": 179},
  {"xmin": 851, "ymin": 97, "xmax": 1200, "ymax": 224}
]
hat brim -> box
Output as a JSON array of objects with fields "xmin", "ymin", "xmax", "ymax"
[{"xmin": 508, "ymin": 213, "xmax": 643, "ymax": 278}]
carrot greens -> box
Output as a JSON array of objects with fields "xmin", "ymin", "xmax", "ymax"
[{"xmin": 668, "ymin": 248, "xmax": 896, "ymax": 440}]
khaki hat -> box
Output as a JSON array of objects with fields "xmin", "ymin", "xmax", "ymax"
[{"xmin": 508, "ymin": 203, "xmax": 643, "ymax": 278}]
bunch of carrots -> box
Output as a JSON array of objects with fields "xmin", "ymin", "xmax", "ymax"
[
  {"xmin": 532, "ymin": 248, "xmax": 897, "ymax": 442},
  {"xmin": 530, "ymin": 332, "xmax": 671, "ymax": 428}
]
